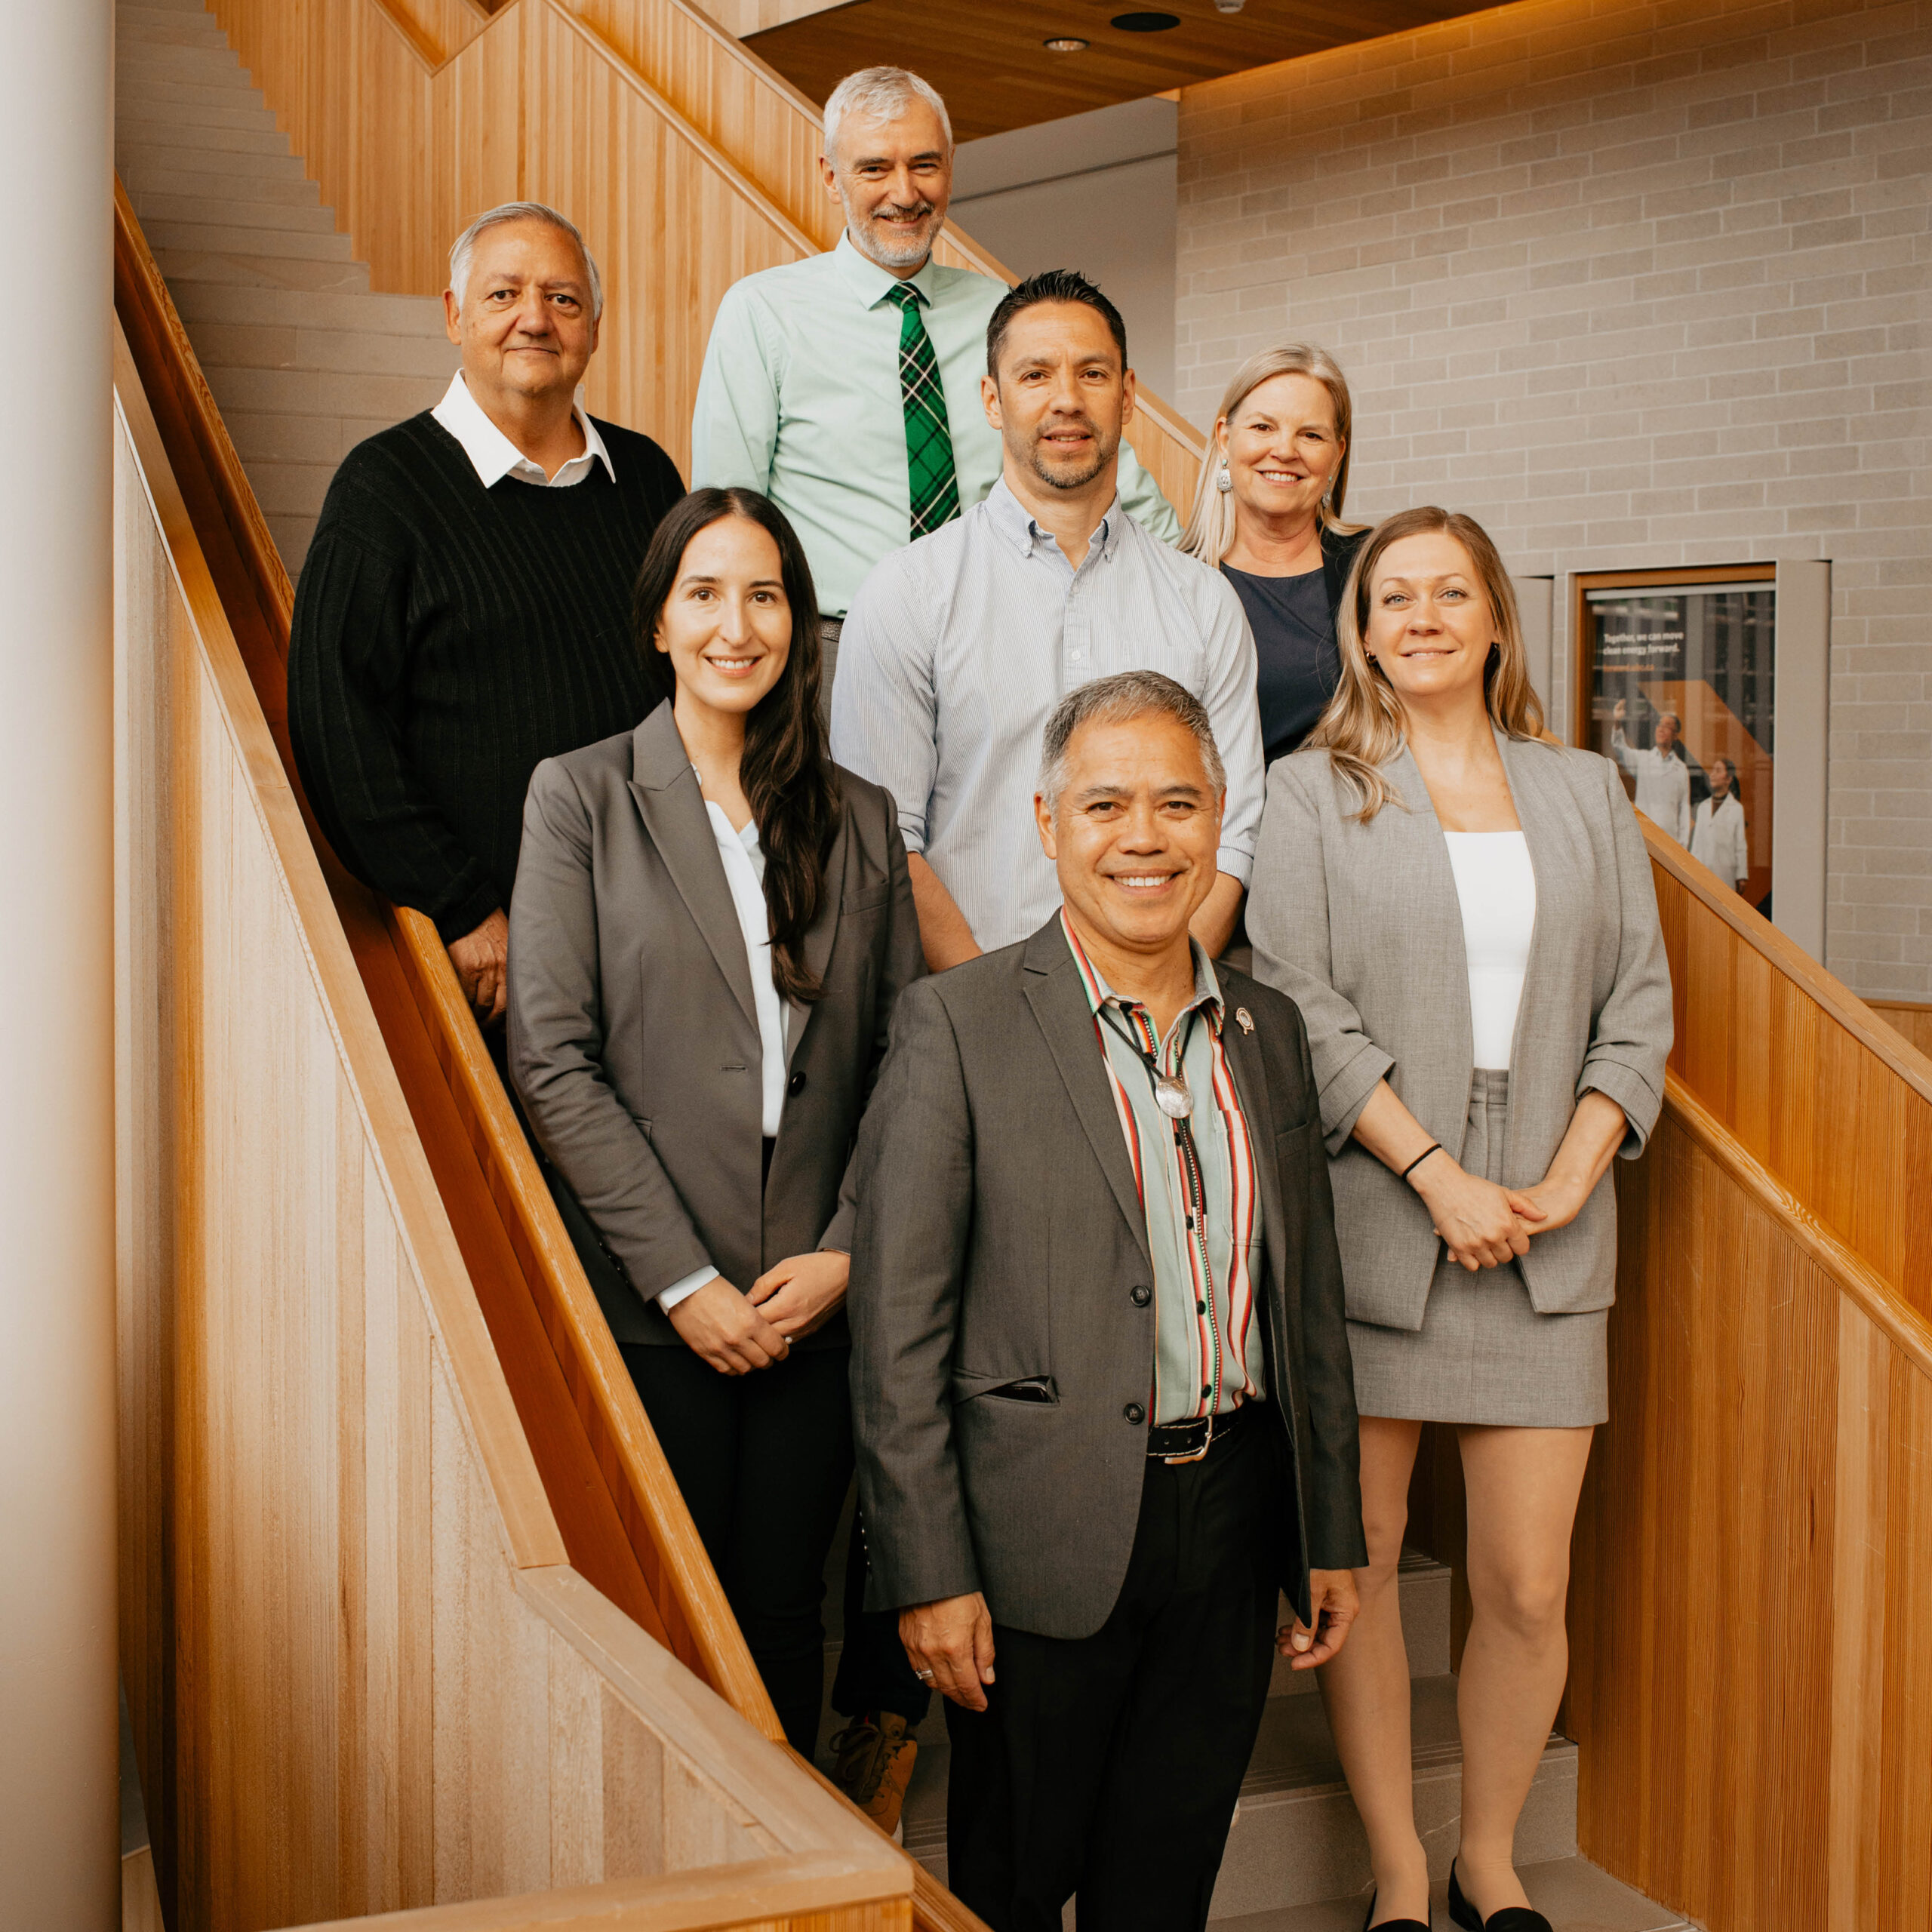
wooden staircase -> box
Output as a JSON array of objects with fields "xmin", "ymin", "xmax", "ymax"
[
  {"xmin": 115, "ymin": 0, "xmax": 455, "ymax": 571},
  {"xmin": 111, "ymin": 2, "xmax": 1932, "ymax": 1930}
]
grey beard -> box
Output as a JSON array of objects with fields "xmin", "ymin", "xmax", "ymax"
[{"xmin": 848, "ymin": 201, "xmax": 937, "ymax": 269}]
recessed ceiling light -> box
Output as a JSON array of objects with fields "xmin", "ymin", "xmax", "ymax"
[
  {"xmin": 1042, "ymin": 34, "xmax": 1090, "ymax": 50},
  {"xmin": 1112, "ymin": 10, "xmax": 1181, "ymax": 27}
]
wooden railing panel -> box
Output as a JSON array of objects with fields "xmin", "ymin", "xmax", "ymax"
[
  {"xmin": 1646, "ymin": 835, "xmax": 1932, "ymax": 1328},
  {"xmin": 1570, "ymin": 1084, "xmax": 1932, "ymax": 1932},
  {"xmin": 209, "ymin": 0, "xmax": 1203, "ymax": 489}
]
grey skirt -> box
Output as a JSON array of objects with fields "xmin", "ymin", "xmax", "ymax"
[{"xmin": 1346, "ymin": 1069, "xmax": 1607, "ymax": 1429}]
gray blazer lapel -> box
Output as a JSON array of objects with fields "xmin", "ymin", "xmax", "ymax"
[
  {"xmin": 1020, "ymin": 924, "xmax": 1153, "ymax": 1272},
  {"xmin": 1219, "ymin": 1008, "xmax": 1287, "ymax": 1298},
  {"xmin": 626, "ymin": 704, "xmax": 758, "ymax": 1029},
  {"xmin": 785, "ymin": 811, "xmax": 850, "ymax": 1069},
  {"xmin": 1388, "ymin": 743, "xmax": 1475, "ymax": 1081}
]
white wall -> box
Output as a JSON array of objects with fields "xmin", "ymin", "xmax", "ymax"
[
  {"xmin": 952, "ymin": 97, "xmax": 1179, "ymax": 401},
  {"xmin": 1176, "ymin": 0, "xmax": 1932, "ymax": 998}
]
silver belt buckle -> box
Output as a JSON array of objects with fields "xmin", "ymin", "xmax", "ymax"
[{"xmin": 1158, "ymin": 1414, "xmax": 1215, "ymax": 1465}]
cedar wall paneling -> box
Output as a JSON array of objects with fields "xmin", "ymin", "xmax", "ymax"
[
  {"xmin": 1560, "ymin": 829, "xmax": 1932, "ymax": 1932},
  {"xmin": 208, "ymin": 0, "xmax": 1204, "ymax": 494},
  {"xmin": 112, "ymin": 330, "xmax": 910, "ymax": 1932}
]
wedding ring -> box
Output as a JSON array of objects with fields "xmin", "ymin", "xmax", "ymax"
[{"xmin": 915, "ymin": 1669, "xmax": 935, "ymax": 1681}]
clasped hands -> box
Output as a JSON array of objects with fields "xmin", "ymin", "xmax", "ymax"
[
  {"xmin": 1410, "ymin": 1152, "xmax": 1587, "ymax": 1272},
  {"xmin": 666, "ymin": 1251, "xmax": 850, "ymax": 1374}
]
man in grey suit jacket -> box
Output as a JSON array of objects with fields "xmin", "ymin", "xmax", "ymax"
[{"xmin": 848, "ymin": 672, "xmax": 1366, "ymax": 1932}]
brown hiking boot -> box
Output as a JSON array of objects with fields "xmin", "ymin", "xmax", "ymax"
[{"xmin": 827, "ymin": 1710, "xmax": 918, "ymax": 1838}]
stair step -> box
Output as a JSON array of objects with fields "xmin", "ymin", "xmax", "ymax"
[
  {"xmin": 140, "ymin": 217, "xmax": 355, "ymax": 262},
  {"xmin": 120, "ymin": 164, "xmax": 321, "ymax": 208},
  {"xmin": 117, "ymin": 116, "xmax": 293, "ymax": 158},
  {"xmin": 200, "ymin": 361, "xmax": 448, "ymax": 422},
  {"xmin": 152, "ymin": 246, "xmax": 371, "ymax": 294},
  {"xmin": 1208, "ymin": 1676, "xmax": 1575, "ymax": 1916},
  {"xmin": 118, "ymin": 142, "xmax": 309, "ymax": 188},
  {"xmin": 220, "ymin": 409, "xmax": 420, "ymax": 467},
  {"xmin": 116, "ymin": 14, "xmax": 231, "ymax": 48},
  {"xmin": 115, "ymin": 60, "xmax": 260, "ymax": 100},
  {"xmin": 114, "ymin": 91, "xmax": 281, "ymax": 135},
  {"xmin": 127, "ymin": 191, "xmax": 341, "ymax": 236},
  {"xmin": 170, "ymin": 281, "xmax": 445, "ymax": 337},
  {"xmin": 1214, "ymin": 1857, "xmax": 1695, "ymax": 1931},
  {"xmin": 186, "ymin": 319, "xmax": 457, "ymax": 379}
]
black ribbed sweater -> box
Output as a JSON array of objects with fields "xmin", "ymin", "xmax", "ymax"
[{"xmin": 288, "ymin": 411, "xmax": 684, "ymax": 941}]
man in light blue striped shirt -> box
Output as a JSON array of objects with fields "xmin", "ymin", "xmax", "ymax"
[{"xmin": 831, "ymin": 271, "xmax": 1262, "ymax": 967}]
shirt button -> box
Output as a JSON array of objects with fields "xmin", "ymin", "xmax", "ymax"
[
  {"xmin": 1197, "ymin": 1300, "xmax": 1207, "ymax": 1313},
  {"xmin": 1201, "ymin": 1385, "xmax": 1212, "ymax": 1399},
  {"xmin": 787, "ymin": 1069, "xmax": 807, "ymax": 1096},
  {"xmin": 1130, "ymin": 1285, "xmax": 1152, "ymax": 1307},
  {"xmin": 1123, "ymin": 1401, "xmax": 1146, "ymax": 1426}
]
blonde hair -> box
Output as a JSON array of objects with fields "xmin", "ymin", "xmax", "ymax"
[
  {"xmin": 1180, "ymin": 343, "xmax": 1361, "ymax": 565},
  {"xmin": 1307, "ymin": 506, "xmax": 1546, "ymax": 822}
]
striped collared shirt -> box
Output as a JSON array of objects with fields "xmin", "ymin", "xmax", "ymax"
[{"xmin": 1061, "ymin": 912, "xmax": 1266, "ymax": 1425}]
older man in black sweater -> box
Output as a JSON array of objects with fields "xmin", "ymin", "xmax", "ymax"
[{"xmin": 290, "ymin": 200, "xmax": 684, "ymax": 1022}]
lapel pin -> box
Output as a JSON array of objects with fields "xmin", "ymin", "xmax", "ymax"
[{"xmin": 1235, "ymin": 1008, "xmax": 1254, "ymax": 1035}]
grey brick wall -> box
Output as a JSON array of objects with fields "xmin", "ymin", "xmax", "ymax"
[{"xmin": 1176, "ymin": 0, "xmax": 1931, "ymax": 999}]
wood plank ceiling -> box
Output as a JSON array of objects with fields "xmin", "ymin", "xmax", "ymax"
[{"xmin": 746, "ymin": 0, "xmax": 1485, "ymax": 141}]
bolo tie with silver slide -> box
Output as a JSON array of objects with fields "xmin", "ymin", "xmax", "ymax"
[{"xmin": 1099, "ymin": 1004, "xmax": 1226, "ymax": 1458}]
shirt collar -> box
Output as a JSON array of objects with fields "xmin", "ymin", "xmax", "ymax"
[
  {"xmin": 984, "ymin": 476, "xmax": 1125, "ymax": 565},
  {"xmin": 834, "ymin": 229, "xmax": 943, "ymax": 312},
  {"xmin": 432, "ymin": 372, "xmax": 615, "ymax": 488},
  {"xmin": 1058, "ymin": 908, "xmax": 1224, "ymax": 1036}
]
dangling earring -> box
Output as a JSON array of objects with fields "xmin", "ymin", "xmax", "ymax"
[{"xmin": 1215, "ymin": 461, "xmax": 1232, "ymax": 493}]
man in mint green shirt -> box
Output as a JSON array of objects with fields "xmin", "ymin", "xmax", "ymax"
[{"xmin": 690, "ymin": 64, "xmax": 1179, "ymax": 633}]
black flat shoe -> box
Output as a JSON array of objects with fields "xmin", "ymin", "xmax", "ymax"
[
  {"xmin": 1362, "ymin": 1889, "xmax": 1432, "ymax": 1932},
  {"xmin": 1448, "ymin": 1860, "xmax": 1555, "ymax": 1932}
]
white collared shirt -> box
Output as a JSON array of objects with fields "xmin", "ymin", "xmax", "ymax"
[
  {"xmin": 831, "ymin": 476, "xmax": 1263, "ymax": 951},
  {"xmin": 656, "ymin": 794, "xmax": 788, "ymax": 1312},
  {"xmin": 431, "ymin": 371, "xmax": 616, "ymax": 488}
]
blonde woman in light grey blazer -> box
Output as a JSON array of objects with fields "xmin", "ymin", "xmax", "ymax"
[{"xmin": 1249, "ymin": 507, "xmax": 1670, "ymax": 1932}]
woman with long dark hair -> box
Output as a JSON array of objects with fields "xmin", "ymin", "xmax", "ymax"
[{"xmin": 506, "ymin": 487, "xmax": 921, "ymax": 1755}]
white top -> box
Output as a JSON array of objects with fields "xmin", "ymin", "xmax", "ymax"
[
  {"xmin": 1690, "ymin": 791, "xmax": 1749, "ymax": 887},
  {"xmin": 656, "ymin": 796, "xmax": 787, "ymax": 1312},
  {"xmin": 430, "ymin": 371, "xmax": 615, "ymax": 488},
  {"xmin": 1611, "ymin": 729, "xmax": 1692, "ymax": 845},
  {"xmin": 1443, "ymin": 832, "xmax": 1538, "ymax": 1072}
]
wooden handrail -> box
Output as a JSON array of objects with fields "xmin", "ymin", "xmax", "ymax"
[
  {"xmin": 117, "ymin": 160, "xmax": 983, "ymax": 1932},
  {"xmin": 115, "ymin": 270, "xmax": 910, "ymax": 1932},
  {"xmin": 115, "ymin": 176, "xmax": 776, "ymax": 1708}
]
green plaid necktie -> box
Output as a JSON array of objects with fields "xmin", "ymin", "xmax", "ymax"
[{"xmin": 884, "ymin": 282, "xmax": 960, "ymax": 537}]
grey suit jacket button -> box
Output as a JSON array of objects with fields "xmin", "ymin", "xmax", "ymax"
[
  {"xmin": 1129, "ymin": 1285, "xmax": 1152, "ymax": 1308},
  {"xmin": 1123, "ymin": 1401, "xmax": 1146, "ymax": 1426},
  {"xmin": 787, "ymin": 1069, "xmax": 808, "ymax": 1096}
]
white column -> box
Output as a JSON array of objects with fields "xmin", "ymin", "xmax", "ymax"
[{"xmin": 0, "ymin": 2, "xmax": 118, "ymax": 1927}]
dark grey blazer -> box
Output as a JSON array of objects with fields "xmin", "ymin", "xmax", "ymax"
[
  {"xmin": 848, "ymin": 917, "xmax": 1367, "ymax": 1640},
  {"xmin": 506, "ymin": 700, "xmax": 923, "ymax": 1346},
  {"xmin": 1248, "ymin": 732, "xmax": 1672, "ymax": 1331}
]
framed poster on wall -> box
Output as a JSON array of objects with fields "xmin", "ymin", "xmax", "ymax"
[{"xmin": 1574, "ymin": 564, "xmax": 1777, "ymax": 918}]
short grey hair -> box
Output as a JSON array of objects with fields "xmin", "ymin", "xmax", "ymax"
[
  {"xmin": 822, "ymin": 67, "xmax": 953, "ymax": 165},
  {"xmin": 448, "ymin": 202, "xmax": 604, "ymax": 323},
  {"xmin": 1038, "ymin": 672, "xmax": 1226, "ymax": 813}
]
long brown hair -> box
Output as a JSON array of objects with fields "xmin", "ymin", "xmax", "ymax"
[
  {"xmin": 633, "ymin": 488, "xmax": 841, "ymax": 1002},
  {"xmin": 1307, "ymin": 506, "xmax": 1545, "ymax": 822}
]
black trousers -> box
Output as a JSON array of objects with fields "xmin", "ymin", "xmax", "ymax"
[
  {"xmin": 945, "ymin": 1417, "xmax": 1286, "ymax": 1932},
  {"xmin": 620, "ymin": 1342, "xmax": 854, "ymax": 1756}
]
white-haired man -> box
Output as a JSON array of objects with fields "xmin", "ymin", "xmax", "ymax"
[
  {"xmin": 290, "ymin": 202, "xmax": 684, "ymax": 1023},
  {"xmin": 690, "ymin": 65, "xmax": 1178, "ymax": 691}
]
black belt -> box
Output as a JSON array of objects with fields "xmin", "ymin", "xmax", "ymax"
[{"xmin": 1146, "ymin": 1401, "xmax": 1248, "ymax": 1464}]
